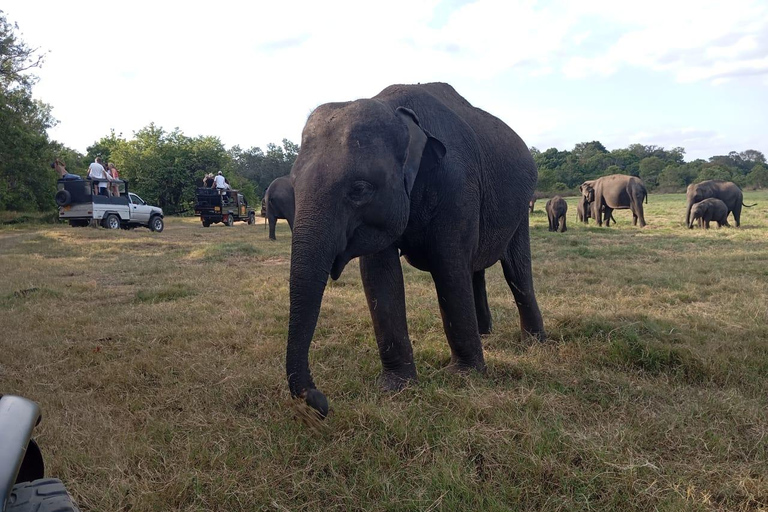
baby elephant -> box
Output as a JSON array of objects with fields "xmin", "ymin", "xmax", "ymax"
[
  {"xmin": 690, "ymin": 198, "xmax": 730, "ymax": 229},
  {"xmin": 546, "ymin": 195, "xmax": 568, "ymax": 232}
]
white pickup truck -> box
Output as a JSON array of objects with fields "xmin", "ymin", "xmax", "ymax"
[{"xmin": 56, "ymin": 178, "xmax": 164, "ymax": 232}]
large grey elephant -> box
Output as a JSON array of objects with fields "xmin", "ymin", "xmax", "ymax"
[
  {"xmin": 685, "ymin": 180, "xmax": 755, "ymax": 228},
  {"xmin": 690, "ymin": 198, "xmax": 730, "ymax": 229},
  {"xmin": 545, "ymin": 196, "xmax": 567, "ymax": 232},
  {"xmin": 581, "ymin": 175, "xmax": 647, "ymax": 227},
  {"xmin": 263, "ymin": 176, "xmax": 295, "ymax": 240},
  {"xmin": 286, "ymin": 83, "xmax": 545, "ymax": 417}
]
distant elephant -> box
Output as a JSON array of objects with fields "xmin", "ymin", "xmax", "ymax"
[
  {"xmin": 581, "ymin": 175, "xmax": 647, "ymax": 227},
  {"xmin": 689, "ymin": 198, "xmax": 730, "ymax": 229},
  {"xmin": 685, "ymin": 180, "xmax": 755, "ymax": 228},
  {"xmin": 577, "ymin": 196, "xmax": 616, "ymax": 225},
  {"xmin": 545, "ymin": 196, "xmax": 567, "ymax": 232},
  {"xmin": 263, "ymin": 176, "xmax": 295, "ymax": 240},
  {"xmin": 285, "ymin": 83, "xmax": 545, "ymax": 418},
  {"xmin": 528, "ymin": 197, "xmax": 536, "ymax": 213},
  {"xmin": 576, "ymin": 195, "xmax": 590, "ymax": 223}
]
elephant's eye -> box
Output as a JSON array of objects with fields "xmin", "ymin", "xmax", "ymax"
[{"xmin": 348, "ymin": 180, "xmax": 375, "ymax": 205}]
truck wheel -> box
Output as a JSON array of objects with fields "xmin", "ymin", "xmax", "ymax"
[
  {"xmin": 103, "ymin": 214, "xmax": 120, "ymax": 230},
  {"xmin": 54, "ymin": 190, "xmax": 71, "ymax": 207},
  {"xmin": 225, "ymin": 215, "xmax": 233, "ymax": 227},
  {"xmin": 248, "ymin": 212, "xmax": 255, "ymax": 225},
  {"xmin": 202, "ymin": 219, "xmax": 211, "ymax": 228},
  {"xmin": 150, "ymin": 216, "xmax": 164, "ymax": 233},
  {"xmin": 6, "ymin": 478, "xmax": 81, "ymax": 512}
]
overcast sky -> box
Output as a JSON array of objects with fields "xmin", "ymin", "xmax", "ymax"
[{"xmin": 4, "ymin": 0, "xmax": 767, "ymax": 161}]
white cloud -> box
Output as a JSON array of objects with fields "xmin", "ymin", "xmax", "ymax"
[
  {"xmin": 2, "ymin": 0, "xmax": 766, "ymax": 159},
  {"xmin": 560, "ymin": 0, "xmax": 768, "ymax": 84}
]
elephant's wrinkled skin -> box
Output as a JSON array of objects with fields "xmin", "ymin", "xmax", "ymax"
[
  {"xmin": 685, "ymin": 180, "xmax": 755, "ymax": 228},
  {"xmin": 690, "ymin": 197, "xmax": 730, "ymax": 229},
  {"xmin": 263, "ymin": 176, "xmax": 295, "ymax": 240},
  {"xmin": 286, "ymin": 83, "xmax": 545, "ymax": 417},
  {"xmin": 581, "ymin": 175, "xmax": 647, "ymax": 227},
  {"xmin": 545, "ymin": 196, "xmax": 568, "ymax": 232}
]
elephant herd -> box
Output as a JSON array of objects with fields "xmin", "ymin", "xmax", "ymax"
[
  {"xmin": 260, "ymin": 82, "xmax": 757, "ymax": 419},
  {"xmin": 542, "ymin": 176, "xmax": 755, "ymax": 232}
]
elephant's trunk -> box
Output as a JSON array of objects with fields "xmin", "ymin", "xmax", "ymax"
[{"xmin": 285, "ymin": 213, "xmax": 344, "ymax": 418}]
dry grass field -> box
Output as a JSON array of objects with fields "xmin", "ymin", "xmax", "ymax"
[{"xmin": 1, "ymin": 192, "xmax": 767, "ymax": 511}]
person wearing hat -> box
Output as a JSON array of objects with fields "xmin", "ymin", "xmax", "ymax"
[{"xmin": 213, "ymin": 171, "xmax": 230, "ymax": 200}]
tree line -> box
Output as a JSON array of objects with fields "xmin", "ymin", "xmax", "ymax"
[
  {"xmin": 2, "ymin": 10, "xmax": 766, "ymax": 213},
  {"xmin": 532, "ymin": 142, "xmax": 767, "ymax": 195}
]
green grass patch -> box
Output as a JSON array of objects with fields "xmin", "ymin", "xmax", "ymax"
[{"xmin": 135, "ymin": 283, "xmax": 196, "ymax": 303}]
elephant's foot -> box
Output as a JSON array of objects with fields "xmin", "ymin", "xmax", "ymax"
[
  {"xmin": 523, "ymin": 328, "xmax": 547, "ymax": 343},
  {"xmin": 300, "ymin": 388, "xmax": 329, "ymax": 419},
  {"xmin": 378, "ymin": 370, "xmax": 417, "ymax": 392},
  {"xmin": 446, "ymin": 356, "xmax": 486, "ymax": 374}
]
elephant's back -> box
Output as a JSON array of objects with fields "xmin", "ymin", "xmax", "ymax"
[{"xmin": 375, "ymin": 82, "xmax": 537, "ymax": 202}]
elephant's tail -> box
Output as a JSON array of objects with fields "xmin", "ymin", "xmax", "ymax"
[{"xmin": 743, "ymin": 202, "xmax": 757, "ymax": 208}]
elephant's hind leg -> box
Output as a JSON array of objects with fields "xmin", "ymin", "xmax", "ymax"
[
  {"xmin": 268, "ymin": 213, "xmax": 278, "ymax": 240},
  {"xmin": 473, "ymin": 270, "xmax": 492, "ymax": 335},
  {"xmin": 500, "ymin": 223, "xmax": 545, "ymax": 340}
]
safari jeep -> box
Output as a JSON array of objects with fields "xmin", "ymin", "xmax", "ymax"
[
  {"xmin": 56, "ymin": 178, "xmax": 164, "ymax": 232},
  {"xmin": 195, "ymin": 187, "xmax": 255, "ymax": 227}
]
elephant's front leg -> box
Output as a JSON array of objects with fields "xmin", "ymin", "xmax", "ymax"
[
  {"xmin": 360, "ymin": 245, "xmax": 417, "ymax": 391},
  {"xmin": 431, "ymin": 263, "xmax": 486, "ymax": 372},
  {"xmin": 473, "ymin": 270, "xmax": 492, "ymax": 335}
]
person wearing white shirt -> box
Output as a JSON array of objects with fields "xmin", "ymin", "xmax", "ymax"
[
  {"xmin": 87, "ymin": 157, "xmax": 110, "ymax": 196},
  {"xmin": 213, "ymin": 171, "xmax": 230, "ymax": 200}
]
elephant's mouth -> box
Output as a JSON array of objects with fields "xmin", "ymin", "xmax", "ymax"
[{"xmin": 330, "ymin": 252, "xmax": 352, "ymax": 280}]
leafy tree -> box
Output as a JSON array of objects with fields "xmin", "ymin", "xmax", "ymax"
[
  {"xmin": 231, "ymin": 139, "xmax": 298, "ymax": 198},
  {"xmin": 0, "ymin": 11, "xmax": 59, "ymax": 211},
  {"xmin": 747, "ymin": 164, "xmax": 768, "ymax": 189},
  {"xmin": 639, "ymin": 156, "xmax": 665, "ymax": 189},
  {"xmin": 696, "ymin": 165, "xmax": 733, "ymax": 183}
]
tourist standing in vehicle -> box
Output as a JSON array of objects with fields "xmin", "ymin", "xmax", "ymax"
[
  {"xmin": 51, "ymin": 158, "xmax": 81, "ymax": 180},
  {"xmin": 108, "ymin": 163, "xmax": 121, "ymax": 197},
  {"xmin": 203, "ymin": 173, "xmax": 215, "ymax": 187},
  {"xmin": 87, "ymin": 157, "xmax": 110, "ymax": 196},
  {"xmin": 213, "ymin": 171, "xmax": 229, "ymax": 200}
]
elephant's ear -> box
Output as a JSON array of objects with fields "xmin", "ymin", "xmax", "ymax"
[{"xmin": 396, "ymin": 107, "xmax": 446, "ymax": 197}]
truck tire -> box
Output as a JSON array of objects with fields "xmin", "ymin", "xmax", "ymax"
[
  {"xmin": 6, "ymin": 478, "xmax": 81, "ymax": 512},
  {"xmin": 202, "ymin": 219, "xmax": 211, "ymax": 228},
  {"xmin": 102, "ymin": 214, "xmax": 120, "ymax": 230},
  {"xmin": 225, "ymin": 215, "xmax": 233, "ymax": 227},
  {"xmin": 54, "ymin": 190, "xmax": 71, "ymax": 207},
  {"xmin": 248, "ymin": 212, "xmax": 255, "ymax": 225},
  {"xmin": 149, "ymin": 216, "xmax": 164, "ymax": 233}
]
